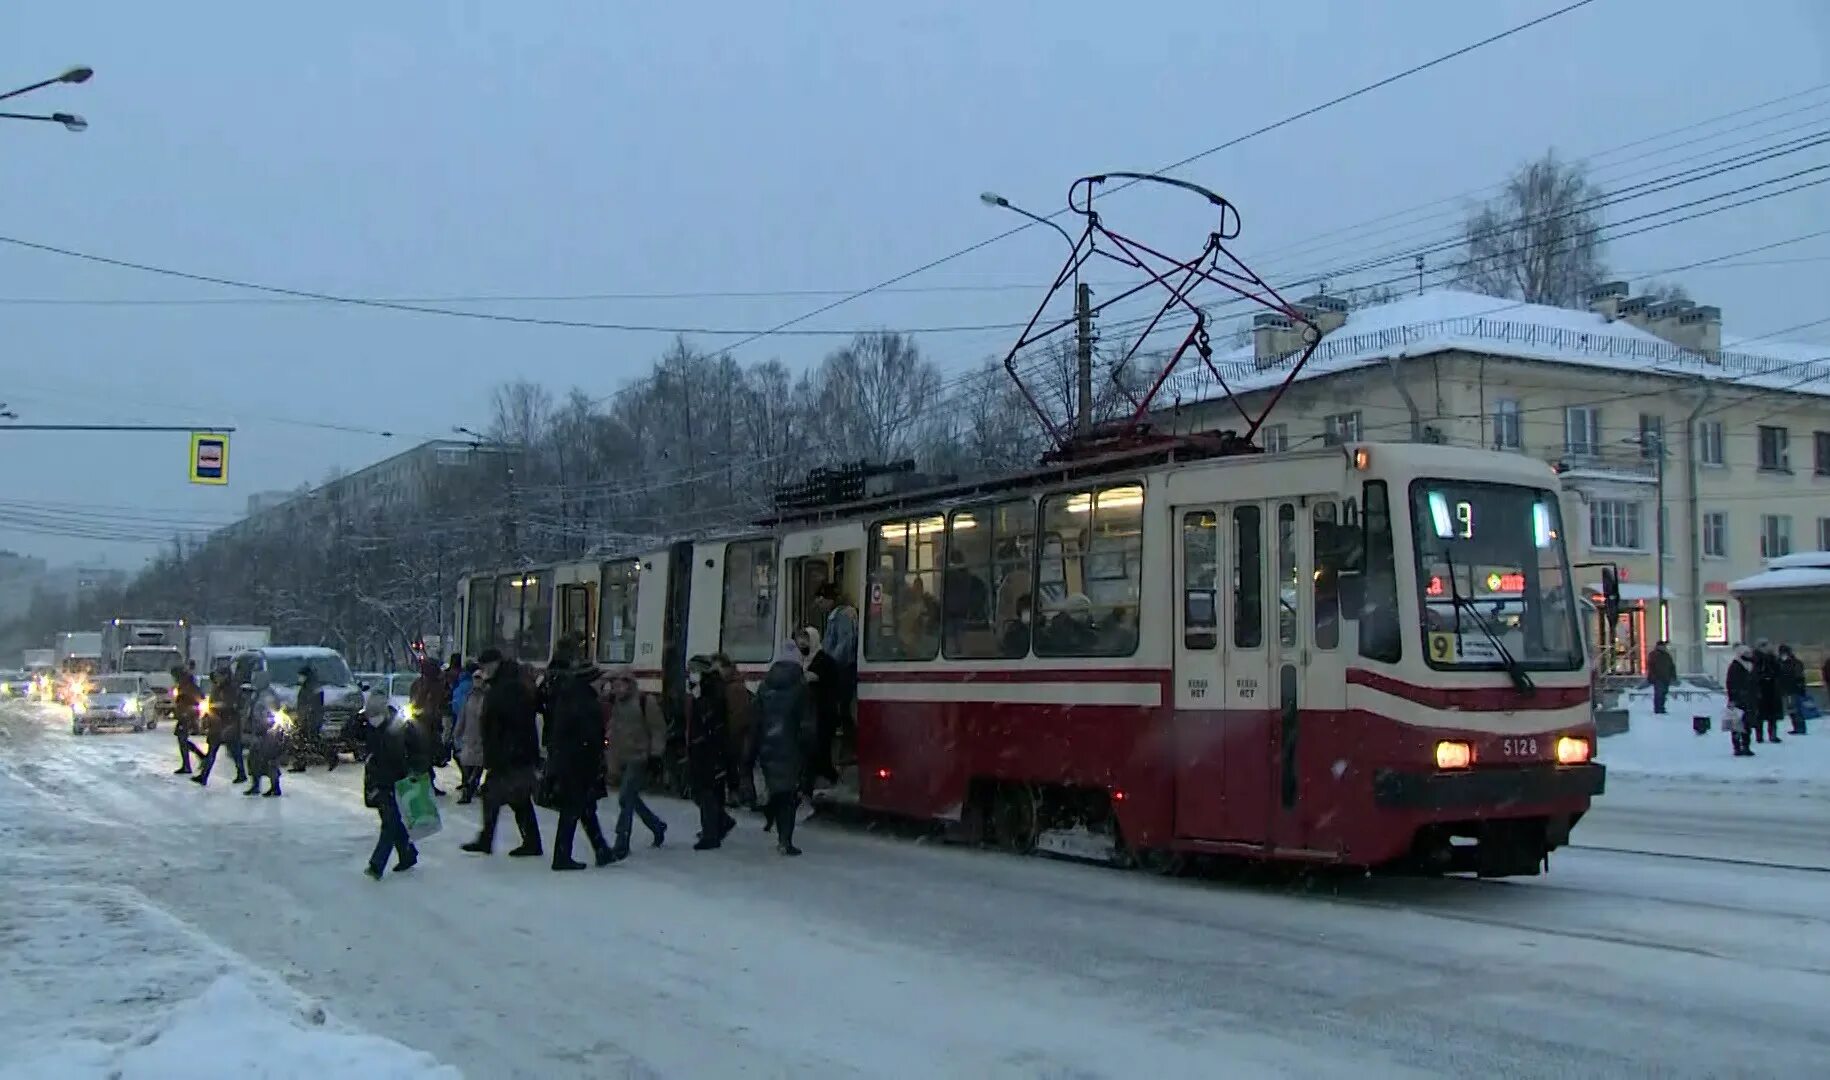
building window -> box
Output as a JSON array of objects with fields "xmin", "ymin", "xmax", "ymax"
[
  {"xmin": 1702, "ymin": 511, "xmax": 1727, "ymax": 559},
  {"xmin": 1703, "ymin": 601, "xmax": 1730, "ymax": 646},
  {"xmin": 1760, "ymin": 514, "xmax": 1793, "ymax": 558},
  {"xmin": 1321, "ymin": 411, "xmax": 1361, "ymax": 446},
  {"xmin": 1492, "ymin": 399, "xmax": 1522, "ymax": 451},
  {"xmin": 1565, "ymin": 406, "xmax": 1602, "ymax": 457},
  {"xmin": 1260, "ymin": 423, "xmax": 1289, "ymax": 454},
  {"xmin": 1698, "ymin": 420, "xmax": 1725, "ymax": 467},
  {"xmin": 1637, "ymin": 414, "xmax": 1664, "ymax": 458},
  {"xmin": 1758, "ymin": 425, "xmax": 1790, "ymax": 472},
  {"xmin": 1589, "ymin": 499, "xmax": 1643, "ymax": 551},
  {"xmin": 1816, "ymin": 432, "xmax": 1830, "ymax": 476}
]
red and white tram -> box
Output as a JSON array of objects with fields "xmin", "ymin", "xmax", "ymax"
[{"xmin": 456, "ymin": 438, "xmax": 1603, "ymax": 878}]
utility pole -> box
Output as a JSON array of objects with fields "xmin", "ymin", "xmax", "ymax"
[
  {"xmin": 1415, "ymin": 254, "xmax": 1426, "ymax": 296},
  {"xmin": 1075, "ymin": 281, "xmax": 1095, "ymax": 437}
]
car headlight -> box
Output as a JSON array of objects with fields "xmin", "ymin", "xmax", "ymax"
[
  {"xmin": 272, "ymin": 707, "xmax": 293, "ymax": 732},
  {"xmin": 123, "ymin": 696, "xmax": 138, "ymax": 713},
  {"xmin": 403, "ymin": 702, "xmax": 418, "ymax": 721},
  {"xmin": 72, "ymin": 698, "xmax": 86, "ymax": 714}
]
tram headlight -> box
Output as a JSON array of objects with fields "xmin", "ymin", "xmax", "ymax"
[
  {"xmin": 1555, "ymin": 736, "xmax": 1592, "ymax": 765},
  {"xmin": 1434, "ymin": 740, "xmax": 1473, "ymax": 770}
]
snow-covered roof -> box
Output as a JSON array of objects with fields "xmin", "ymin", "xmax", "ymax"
[
  {"xmin": 1730, "ymin": 552, "xmax": 1830, "ymax": 593},
  {"xmin": 1163, "ymin": 288, "xmax": 1830, "ymax": 406},
  {"xmin": 258, "ymin": 646, "xmax": 347, "ymax": 659}
]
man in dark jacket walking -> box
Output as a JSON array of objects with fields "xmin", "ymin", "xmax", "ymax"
[
  {"xmin": 1647, "ymin": 641, "xmax": 1677, "ymax": 715},
  {"xmin": 461, "ymin": 650, "xmax": 543, "ymax": 857},
  {"xmin": 750, "ymin": 640, "xmax": 816, "ymax": 856},
  {"xmin": 542, "ymin": 650, "xmax": 613, "ymax": 870},
  {"xmin": 170, "ymin": 666, "xmax": 206, "ymax": 775},
  {"xmin": 192, "ymin": 660, "xmax": 246, "ymax": 786},
  {"xmin": 686, "ymin": 656, "xmax": 734, "ymax": 850},
  {"xmin": 362, "ymin": 706, "xmax": 425, "ymax": 880}
]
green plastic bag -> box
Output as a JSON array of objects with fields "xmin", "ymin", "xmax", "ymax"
[{"xmin": 395, "ymin": 773, "xmax": 443, "ymax": 840}]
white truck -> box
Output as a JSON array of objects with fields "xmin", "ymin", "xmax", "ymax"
[
  {"xmin": 188, "ymin": 625, "xmax": 272, "ymax": 673},
  {"xmin": 101, "ymin": 620, "xmax": 188, "ymax": 721},
  {"xmin": 22, "ymin": 648, "xmax": 54, "ymax": 673}
]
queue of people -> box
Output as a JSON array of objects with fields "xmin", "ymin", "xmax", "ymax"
[{"xmin": 1722, "ymin": 639, "xmax": 1813, "ymax": 757}]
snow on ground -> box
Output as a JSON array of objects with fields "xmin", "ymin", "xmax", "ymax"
[
  {"xmin": 0, "ymin": 880, "xmax": 456, "ymax": 1080},
  {"xmin": 6, "ymin": 699, "xmax": 1830, "ymax": 1078},
  {"xmin": 1599, "ymin": 686, "xmax": 1830, "ymax": 786}
]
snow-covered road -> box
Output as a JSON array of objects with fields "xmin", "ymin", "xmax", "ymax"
[{"xmin": 4, "ymin": 701, "xmax": 1829, "ymax": 1079}]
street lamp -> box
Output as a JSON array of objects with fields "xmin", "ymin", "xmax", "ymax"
[
  {"xmin": 0, "ymin": 66, "xmax": 94, "ymax": 104},
  {"xmin": 981, "ymin": 189, "xmax": 1096, "ymax": 436},
  {"xmin": 0, "ymin": 110, "xmax": 86, "ymax": 132}
]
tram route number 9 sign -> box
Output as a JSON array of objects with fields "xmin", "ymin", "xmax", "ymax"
[
  {"xmin": 1427, "ymin": 631, "xmax": 1501, "ymax": 665},
  {"xmin": 189, "ymin": 432, "xmax": 229, "ymax": 486}
]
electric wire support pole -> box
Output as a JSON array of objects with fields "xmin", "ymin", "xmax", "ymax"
[{"xmin": 1075, "ymin": 282, "xmax": 1095, "ymax": 437}]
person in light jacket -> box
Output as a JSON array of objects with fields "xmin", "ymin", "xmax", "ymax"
[
  {"xmin": 600, "ymin": 668, "xmax": 667, "ymax": 860},
  {"xmin": 450, "ymin": 663, "xmax": 484, "ymax": 803}
]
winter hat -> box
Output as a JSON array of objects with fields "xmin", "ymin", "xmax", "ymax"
[{"xmin": 774, "ymin": 638, "xmax": 802, "ymax": 665}]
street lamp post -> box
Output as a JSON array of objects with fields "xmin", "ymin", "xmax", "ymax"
[
  {"xmin": 980, "ymin": 191, "xmax": 1096, "ymax": 437},
  {"xmin": 1, "ymin": 66, "xmax": 92, "ymax": 132}
]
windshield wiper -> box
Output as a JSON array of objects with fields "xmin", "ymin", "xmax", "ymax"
[{"xmin": 1438, "ymin": 545, "xmax": 1535, "ymax": 695}]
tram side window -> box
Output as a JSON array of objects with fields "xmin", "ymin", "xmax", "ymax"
[
  {"xmin": 519, "ymin": 571, "xmax": 554, "ymax": 661},
  {"xmin": 1182, "ymin": 511, "xmax": 1219, "ymax": 650},
  {"xmin": 467, "ymin": 578, "xmax": 496, "ymax": 660},
  {"xmin": 1035, "ymin": 485, "xmax": 1143, "ymax": 658},
  {"xmin": 597, "ymin": 559, "xmax": 639, "ymax": 664},
  {"xmin": 1359, "ymin": 481, "xmax": 1403, "ymax": 662},
  {"xmin": 720, "ymin": 539, "xmax": 777, "ymax": 664},
  {"xmin": 865, "ymin": 517, "xmax": 943, "ymax": 661},
  {"xmin": 944, "ymin": 500, "xmax": 1035, "ymax": 659},
  {"xmin": 1234, "ymin": 506, "xmax": 1263, "ymax": 649},
  {"xmin": 1312, "ymin": 500, "xmax": 1342, "ymax": 650},
  {"xmin": 1277, "ymin": 503, "xmax": 1299, "ymax": 648},
  {"xmin": 491, "ymin": 574, "xmax": 521, "ymax": 658}
]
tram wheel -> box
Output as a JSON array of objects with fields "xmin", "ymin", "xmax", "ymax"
[{"xmin": 990, "ymin": 783, "xmax": 1039, "ymax": 854}]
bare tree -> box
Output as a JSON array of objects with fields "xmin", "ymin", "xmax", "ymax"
[
  {"xmin": 813, "ymin": 331, "xmax": 940, "ymax": 463},
  {"xmin": 1460, "ymin": 151, "xmax": 1608, "ymax": 308}
]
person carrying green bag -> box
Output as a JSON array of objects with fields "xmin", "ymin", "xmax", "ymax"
[{"xmin": 362, "ymin": 705, "xmax": 430, "ymax": 881}]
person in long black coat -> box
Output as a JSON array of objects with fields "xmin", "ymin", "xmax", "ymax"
[
  {"xmin": 460, "ymin": 650, "xmax": 543, "ymax": 857},
  {"xmin": 1726, "ymin": 645, "xmax": 1757, "ymax": 756},
  {"xmin": 1753, "ymin": 640, "xmax": 1785, "ymax": 745},
  {"xmin": 1777, "ymin": 644, "xmax": 1809, "ymax": 735},
  {"xmin": 542, "ymin": 657, "xmax": 612, "ymax": 870},
  {"xmin": 192, "ymin": 662, "xmax": 246, "ymax": 786},
  {"xmin": 686, "ymin": 656, "xmax": 734, "ymax": 850},
  {"xmin": 362, "ymin": 709, "xmax": 424, "ymax": 880},
  {"xmin": 749, "ymin": 641, "xmax": 816, "ymax": 856}
]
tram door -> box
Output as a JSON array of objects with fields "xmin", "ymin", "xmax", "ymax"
[{"xmin": 1172, "ymin": 501, "xmax": 1302, "ymax": 846}]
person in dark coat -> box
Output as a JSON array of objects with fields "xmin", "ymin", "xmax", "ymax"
[
  {"xmin": 1777, "ymin": 644, "xmax": 1809, "ymax": 735},
  {"xmin": 749, "ymin": 640, "xmax": 816, "ymax": 856},
  {"xmin": 1726, "ymin": 645, "xmax": 1757, "ymax": 757},
  {"xmin": 362, "ymin": 706, "xmax": 425, "ymax": 880},
  {"xmin": 461, "ymin": 650, "xmax": 543, "ymax": 856},
  {"xmin": 541, "ymin": 652, "xmax": 613, "ymax": 870},
  {"xmin": 686, "ymin": 656, "xmax": 734, "ymax": 850},
  {"xmin": 170, "ymin": 666, "xmax": 206, "ymax": 775},
  {"xmin": 291, "ymin": 664, "xmax": 337, "ymax": 772},
  {"xmin": 243, "ymin": 670, "xmax": 287, "ymax": 796},
  {"xmin": 408, "ymin": 657, "xmax": 449, "ymax": 796},
  {"xmin": 1647, "ymin": 641, "xmax": 1677, "ymax": 715},
  {"xmin": 1753, "ymin": 640, "xmax": 1785, "ymax": 745},
  {"xmin": 192, "ymin": 660, "xmax": 246, "ymax": 786}
]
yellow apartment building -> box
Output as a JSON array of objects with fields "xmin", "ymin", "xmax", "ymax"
[{"xmin": 1161, "ymin": 282, "xmax": 1830, "ymax": 677}]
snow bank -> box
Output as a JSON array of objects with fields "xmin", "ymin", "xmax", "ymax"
[
  {"xmin": 1, "ymin": 975, "xmax": 460, "ymax": 1080},
  {"xmin": 1600, "ymin": 687, "xmax": 1830, "ymax": 786},
  {"xmin": 0, "ymin": 883, "xmax": 458, "ymax": 1080}
]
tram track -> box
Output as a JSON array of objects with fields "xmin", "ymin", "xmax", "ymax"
[{"xmin": 1567, "ymin": 842, "xmax": 1830, "ymax": 875}]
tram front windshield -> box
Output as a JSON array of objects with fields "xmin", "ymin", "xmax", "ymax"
[{"xmin": 1409, "ymin": 480, "xmax": 1582, "ymax": 673}]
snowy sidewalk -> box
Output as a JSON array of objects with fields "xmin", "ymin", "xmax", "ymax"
[{"xmin": 1599, "ymin": 687, "xmax": 1830, "ymax": 788}]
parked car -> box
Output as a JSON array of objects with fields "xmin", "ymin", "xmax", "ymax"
[
  {"xmin": 0, "ymin": 670, "xmax": 27, "ymax": 698},
  {"xmin": 73, "ymin": 674, "xmax": 154, "ymax": 735},
  {"xmin": 230, "ymin": 646, "xmax": 365, "ymax": 757}
]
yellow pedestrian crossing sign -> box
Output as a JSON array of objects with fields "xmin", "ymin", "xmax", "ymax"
[{"xmin": 190, "ymin": 432, "xmax": 229, "ymax": 485}]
